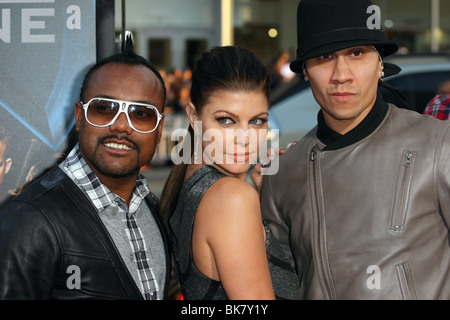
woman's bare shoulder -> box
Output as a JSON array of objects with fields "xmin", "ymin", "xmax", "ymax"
[
  {"xmin": 206, "ymin": 176, "xmax": 259, "ymax": 206},
  {"xmin": 196, "ymin": 176, "xmax": 261, "ymax": 227}
]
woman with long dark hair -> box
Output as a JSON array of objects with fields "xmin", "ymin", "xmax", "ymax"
[{"xmin": 160, "ymin": 46, "xmax": 299, "ymax": 300}]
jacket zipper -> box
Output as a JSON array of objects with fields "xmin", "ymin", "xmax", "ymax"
[
  {"xmin": 310, "ymin": 147, "xmax": 336, "ymax": 299},
  {"xmin": 396, "ymin": 262, "xmax": 418, "ymax": 299},
  {"xmin": 389, "ymin": 150, "xmax": 415, "ymax": 231}
]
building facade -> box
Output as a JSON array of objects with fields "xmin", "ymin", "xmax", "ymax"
[{"xmin": 115, "ymin": 0, "xmax": 450, "ymax": 72}]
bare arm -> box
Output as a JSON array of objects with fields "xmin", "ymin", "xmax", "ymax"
[{"xmin": 192, "ymin": 177, "xmax": 275, "ymax": 300}]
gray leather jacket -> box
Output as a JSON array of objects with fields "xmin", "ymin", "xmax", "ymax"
[{"xmin": 261, "ymin": 104, "xmax": 450, "ymax": 299}]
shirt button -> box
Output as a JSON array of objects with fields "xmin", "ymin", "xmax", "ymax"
[{"xmin": 129, "ymin": 253, "xmax": 134, "ymax": 261}]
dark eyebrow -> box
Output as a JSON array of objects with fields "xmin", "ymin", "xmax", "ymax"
[
  {"xmin": 94, "ymin": 95, "xmax": 155, "ymax": 106},
  {"xmin": 345, "ymin": 46, "xmax": 371, "ymax": 53},
  {"xmin": 253, "ymin": 112, "xmax": 269, "ymax": 118},
  {"xmin": 213, "ymin": 110, "xmax": 239, "ymax": 118},
  {"xmin": 93, "ymin": 94, "xmax": 116, "ymax": 100},
  {"xmin": 213, "ymin": 110, "xmax": 268, "ymax": 119}
]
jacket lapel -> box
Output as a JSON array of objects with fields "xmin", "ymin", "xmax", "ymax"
[{"xmin": 57, "ymin": 167, "xmax": 144, "ymax": 300}]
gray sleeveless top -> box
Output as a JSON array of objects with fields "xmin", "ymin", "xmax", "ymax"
[{"xmin": 169, "ymin": 165, "xmax": 300, "ymax": 300}]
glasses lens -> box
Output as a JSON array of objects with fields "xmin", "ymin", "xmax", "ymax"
[
  {"xmin": 86, "ymin": 99, "xmax": 120, "ymax": 126},
  {"xmin": 128, "ymin": 104, "xmax": 159, "ymax": 132}
]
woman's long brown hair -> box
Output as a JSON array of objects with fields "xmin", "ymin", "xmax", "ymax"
[{"xmin": 159, "ymin": 45, "xmax": 271, "ymax": 239}]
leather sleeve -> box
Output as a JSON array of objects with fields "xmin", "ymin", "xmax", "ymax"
[
  {"xmin": 437, "ymin": 124, "xmax": 450, "ymax": 229},
  {"xmin": 0, "ymin": 201, "xmax": 61, "ymax": 299},
  {"xmin": 260, "ymin": 172, "xmax": 294, "ymax": 266}
]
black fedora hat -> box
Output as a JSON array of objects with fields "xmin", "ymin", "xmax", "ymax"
[{"xmin": 290, "ymin": 0, "xmax": 399, "ymax": 74}]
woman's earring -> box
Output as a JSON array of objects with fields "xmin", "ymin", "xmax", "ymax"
[
  {"xmin": 381, "ymin": 71, "xmax": 385, "ymax": 78},
  {"xmin": 193, "ymin": 121, "xmax": 202, "ymax": 164},
  {"xmin": 194, "ymin": 133, "xmax": 199, "ymax": 164}
]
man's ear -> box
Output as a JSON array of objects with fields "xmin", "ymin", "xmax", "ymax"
[
  {"xmin": 303, "ymin": 68, "xmax": 309, "ymax": 82},
  {"xmin": 380, "ymin": 61, "xmax": 385, "ymax": 79},
  {"xmin": 156, "ymin": 115, "xmax": 165, "ymax": 144},
  {"xmin": 4, "ymin": 158, "xmax": 11, "ymax": 174},
  {"xmin": 185, "ymin": 102, "xmax": 198, "ymax": 129},
  {"xmin": 74, "ymin": 102, "xmax": 84, "ymax": 132}
]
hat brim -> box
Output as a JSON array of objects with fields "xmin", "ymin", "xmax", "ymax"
[{"xmin": 290, "ymin": 40, "xmax": 399, "ymax": 73}]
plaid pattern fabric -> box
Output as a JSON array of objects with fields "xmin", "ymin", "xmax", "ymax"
[
  {"xmin": 60, "ymin": 144, "xmax": 157, "ymax": 299},
  {"xmin": 424, "ymin": 94, "xmax": 450, "ymax": 120},
  {"xmin": 125, "ymin": 216, "xmax": 158, "ymax": 299}
]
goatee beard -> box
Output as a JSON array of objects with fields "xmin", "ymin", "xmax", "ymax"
[
  {"xmin": 90, "ymin": 135, "xmax": 142, "ymax": 178},
  {"xmin": 93, "ymin": 164, "xmax": 140, "ymax": 179}
]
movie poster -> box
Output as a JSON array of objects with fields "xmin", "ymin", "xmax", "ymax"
[{"xmin": 0, "ymin": 0, "xmax": 97, "ymax": 207}]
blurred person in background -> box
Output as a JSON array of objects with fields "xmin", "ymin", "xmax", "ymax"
[
  {"xmin": 423, "ymin": 79, "xmax": 450, "ymax": 120},
  {"xmin": 423, "ymin": 93, "xmax": 450, "ymax": 120},
  {"xmin": 270, "ymin": 50, "xmax": 295, "ymax": 90},
  {"xmin": 165, "ymin": 68, "xmax": 193, "ymax": 114},
  {"xmin": 436, "ymin": 80, "xmax": 450, "ymax": 95}
]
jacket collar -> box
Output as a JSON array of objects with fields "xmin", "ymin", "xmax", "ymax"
[
  {"xmin": 317, "ymin": 92, "xmax": 389, "ymax": 150},
  {"xmin": 60, "ymin": 144, "xmax": 150, "ymax": 215}
]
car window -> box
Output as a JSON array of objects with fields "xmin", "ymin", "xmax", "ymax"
[
  {"xmin": 383, "ymin": 71, "xmax": 450, "ymax": 113},
  {"xmin": 269, "ymin": 75, "xmax": 310, "ymax": 105}
]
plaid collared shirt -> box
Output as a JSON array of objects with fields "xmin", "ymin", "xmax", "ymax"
[
  {"xmin": 60, "ymin": 144, "xmax": 158, "ymax": 300},
  {"xmin": 424, "ymin": 94, "xmax": 450, "ymax": 120}
]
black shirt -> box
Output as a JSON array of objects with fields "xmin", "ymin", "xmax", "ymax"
[{"xmin": 317, "ymin": 92, "xmax": 389, "ymax": 151}]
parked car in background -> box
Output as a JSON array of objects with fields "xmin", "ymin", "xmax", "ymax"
[{"xmin": 268, "ymin": 54, "xmax": 450, "ymax": 149}]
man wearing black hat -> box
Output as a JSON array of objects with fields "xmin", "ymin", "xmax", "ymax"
[{"xmin": 261, "ymin": 0, "xmax": 450, "ymax": 299}]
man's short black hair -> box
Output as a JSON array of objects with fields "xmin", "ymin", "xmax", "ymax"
[{"xmin": 79, "ymin": 35, "xmax": 166, "ymax": 111}]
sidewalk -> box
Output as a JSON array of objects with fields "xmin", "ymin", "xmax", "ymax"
[{"xmin": 141, "ymin": 165, "xmax": 173, "ymax": 198}]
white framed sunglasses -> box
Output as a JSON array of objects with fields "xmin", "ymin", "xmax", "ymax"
[{"xmin": 81, "ymin": 97, "xmax": 164, "ymax": 133}]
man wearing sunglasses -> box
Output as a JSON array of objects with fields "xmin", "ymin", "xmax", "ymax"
[{"xmin": 0, "ymin": 39, "xmax": 171, "ymax": 300}]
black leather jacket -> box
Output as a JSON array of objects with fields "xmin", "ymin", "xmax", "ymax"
[{"xmin": 0, "ymin": 166, "xmax": 171, "ymax": 299}]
